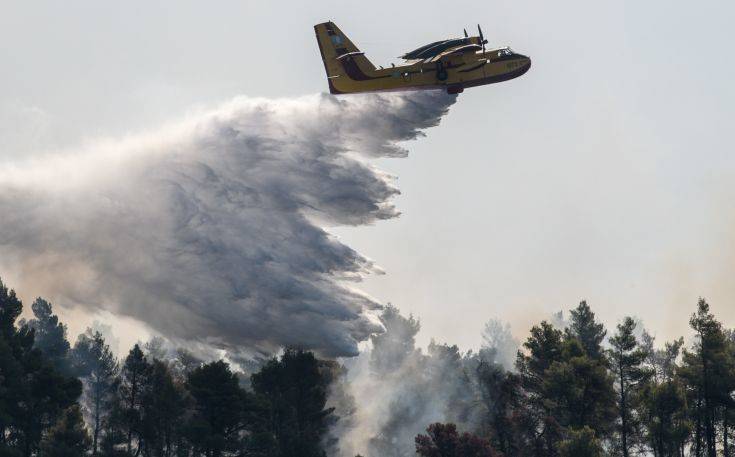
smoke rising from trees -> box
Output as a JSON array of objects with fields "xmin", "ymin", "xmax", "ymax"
[{"xmin": 0, "ymin": 92, "xmax": 456, "ymax": 359}]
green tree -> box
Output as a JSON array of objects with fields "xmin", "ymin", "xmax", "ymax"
[
  {"xmin": 565, "ymin": 301, "xmax": 607, "ymax": 362},
  {"xmin": 638, "ymin": 330, "xmax": 690, "ymax": 455},
  {"xmin": 24, "ymin": 298, "xmax": 72, "ymax": 374},
  {"xmin": 0, "ymin": 279, "xmax": 26, "ymax": 452},
  {"xmin": 639, "ymin": 379, "xmax": 690, "ymax": 457},
  {"xmin": 39, "ymin": 405, "xmax": 91, "ymax": 457},
  {"xmin": 186, "ymin": 360, "xmax": 251, "ymax": 456},
  {"xmin": 251, "ymin": 349, "xmax": 335, "ymax": 457},
  {"xmin": 680, "ymin": 299, "xmax": 735, "ymax": 457},
  {"xmin": 476, "ymin": 360, "xmax": 522, "ymax": 455},
  {"xmin": 119, "ymin": 344, "xmax": 149, "ymax": 454},
  {"xmin": 0, "ymin": 279, "xmax": 81, "ymax": 457},
  {"xmin": 608, "ymin": 317, "xmax": 650, "ymax": 457},
  {"xmin": 544, "ymin": 338, "xmax": 616, "ymax": 436},
  {"xmin": 557, "ymin": 427, "xmax": 603, "ymax": 457},
  {"xmin": 72, "ymin": 329, "xmax": 119, "ymax": 456},
  {"xmin": 140, "ymin": 360, "xmax": 186, "ymax": 457},
  {"xmin": 517, "ymin": 305, "xmax": 615, "ymax": 455},
  {"xmin": 516, "ymin": 321, "xmax": 565, "ymax": 455}
]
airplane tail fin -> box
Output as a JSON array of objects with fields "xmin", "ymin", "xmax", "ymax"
[{"xmin": 314, "ymin": 21, "xmax": 377, "ymax": 93}]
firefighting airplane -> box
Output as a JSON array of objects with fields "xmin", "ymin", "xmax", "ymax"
[{"xmin": 314, "ymin": 21, "xmax": 531, "ymax": 95}]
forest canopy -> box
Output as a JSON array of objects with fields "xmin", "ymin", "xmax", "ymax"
[{"xmin": 1, "ymin": 276, "xmax": 734, "ymax": 457}]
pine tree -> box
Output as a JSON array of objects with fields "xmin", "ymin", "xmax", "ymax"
[
  {"xmin": 545, "ymin": 337, "xmax": 616, "ymax": 437},
  {"xmin": 476, "ymin": 360, "xmax": 521, "ymax": 455},
  {"xmin": 186, "ymin": 360, "xmax": 251, "ymax": 456},
  {"xmin": 639, "ymin": 379, "xmax": 690, "ymax": 457},
  {"xmin": 0, "ymin": 279, "xmax": 81, "ymax": 457},
  {"xmin": 370, "ymin": 304, "xmax": 421, "ymax": 375},
  {"xmin": 680, "ymin": 299, "xmax": 735, "ymax": 457},
  {"xmin": 515, "ymin": 321, "xmax": 565, "ymax": 454},
  {"xmin": 641, "ymin": 330, "xmax": 684, "ymax": 384},
  {"xmin": 251, "ymin": 349, "xmax": 335, "ymax": 457},
  {"xmin": 608, "ymin": 317, "xmax": 650, "ymax": 457},
  {"xmin": 565, "ymin": 301, "xmax": 607, "ymax": 362},
  {"xmin": 24, "ymin": 298, "xmax": 72, "ymax": 374},
  {"xmin": 140, "ymin": 360, "xmax": 185, "ymax": 457},
  {"xmin": 72, "ymin": 329, "xmax": 119, "ymax": 456},
  {"xmin": 0, "ymin": 278, "xmax": 25, "ymax": 452},
  {"xmin": 557, "ymin": 427, "xmax": 603, "ymax": 457},
  {"xmin": 517, "ymin": 306, "xmax": 616, "ymax": 454},
  {"xmin": 39, "ymin": 405, "xmax": 91, "ymax": 457},
  {"xmin": 118, "ymin": 344, "xmax": 149, "ymax": 454}
]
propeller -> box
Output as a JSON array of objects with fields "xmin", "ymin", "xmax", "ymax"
[
  {"xmin": 477, "ymin": 24, "xmax": 488, "ymax": 54},
  {"xmin": 464, "ymin": 28, "xmax": 468, "ymax": 38}
]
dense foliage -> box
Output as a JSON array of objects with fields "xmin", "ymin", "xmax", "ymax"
[
  {"xmin": 4, "ymin": 273, "xmax": 735, "ymax": 457},
  {"xmin": 412, "ymin": 299, "xmax": 735, "ymax": 457},
  {"xmin": 0, "ymin": 278, "xmax": 335, "ymax": 457}
]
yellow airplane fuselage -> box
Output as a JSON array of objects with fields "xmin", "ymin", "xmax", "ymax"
[{"xmin": 315, "ymin": 21, "xmax": 531, "ymax": 95}]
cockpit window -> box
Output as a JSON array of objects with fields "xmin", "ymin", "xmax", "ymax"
[{"xmin": 497, "ymin": 48, "xmax": 513, "ymax": 57}]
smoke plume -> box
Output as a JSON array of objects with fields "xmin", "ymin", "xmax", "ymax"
[
  {"xmin": 0, "ymin": 91, "xmax": 455, "ymax": 358},
  {"xmin": 329, "ymin": 306, "xmax": 519, "ymax": 457}
]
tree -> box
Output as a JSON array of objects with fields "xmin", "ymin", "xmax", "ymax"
[
  {"xmin": 170, "ymin": 348, "xmax": 202, "ymax": 382},
  {"xmin": 679, "ymin": 299, "xmax": 735, "ymax": 457},
  {"xmin": 639, "ymin": 379, "xmax": 690, "ymax": 457},
  {"xmin": 72, "ymin": 329, "xmax": 119, "ymax": 456},
  {"xmin": 544, "ymin": 338, "xmax": 616, "ymax": 436},
  {"xmin": 0, "ymin": 278, "xmax": 26, "ymax": 452},
  {"xmin": 565, "ymin": 301, "xmax": 607, "ymax": 362},
  {"xmin": 251, "ymin": 349, "xmax": 335, "ymax": 457},
  {"xmin": 516, "ymin": 309, "xmax": 616, "ymax": 454},
  {"xmin": 516, "ymin": 321, "xmax": 565, "ymax": 455},
  {"xmin": 365, "ymin": 306, "xmax": 431, "ymax": 457},
  {"xmin": 140, "ymin": 360, "xmax": 186, "ymax": 457},
  {"xmin": 557, "ymin": 427, "xmax": 603, "ymax": 457},
  {"xmin": 143, "ymin": 336, "xmax": 168, "ymax": 361},
  {"xmin": 480, "ymin": 319, "xmax": 519, "ymax": 371},
  {"xmin": 121, "ymin": 344, "xmax": 148, "ymax": 454},
  {"xmin": 608, "ymin": 317, "xmax": 650, "ymax": 457},
  {"xmin": 39, "ymin": 405, "xmax": 91, "ymax": 457},
  {"xmin": 370, "ymin": 304, "xmax": 421, "ymax": 375},
  {"xmin": 415, "ymin": 423, "xmax": 497, "ymax": 457},
  {"xmin": 426, "ymin": 342, "xmax": 478, "ymax": 430},
  {"xmin": 0, "ymin": 279, "xmax": 81, "ymax": 457},
  {"xmin": 186, "ymin": 360, "xmax": 251, "ymax": 456},
  {"xmin": 638, "ymin": 330, "xmax": 690, "ymax": 456},
  {"xmin": 23, "ymin": 298, "xmax": 72, "ymax": 374},
  {"xmin": 476, "ymin": 360, "xmax": 522, "ymax": 455},
  {"xmin": 640, "ymin": 331, "xmax": 683, "ymax": 384}
]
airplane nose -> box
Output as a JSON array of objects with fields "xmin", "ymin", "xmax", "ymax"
[
  {"xmin": 519, "ymin": 55, "xmax": 531, "ymax": 71},
  {"xmin": 517, "ymin": 56, "xmax": 531, "ymax": 77}
]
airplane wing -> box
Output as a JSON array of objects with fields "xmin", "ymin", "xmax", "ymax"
[{"xmin": 426, "ymin": 43, "xmax": 483, "ymax": 63}]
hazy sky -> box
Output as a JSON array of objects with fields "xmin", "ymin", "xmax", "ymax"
[{"xmin": 2, "ymin": 0, "xmax": 734, "ymax": 352}]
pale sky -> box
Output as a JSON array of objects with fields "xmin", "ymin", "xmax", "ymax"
[{"xmin": 2, "ymin": 0, "xmax": 734, "ymax": 352}]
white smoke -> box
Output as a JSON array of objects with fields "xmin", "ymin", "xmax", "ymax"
[
  {"xmin": 332, "ymin": 306, "xmax": 489, "ymax": 457},
  {"xmin": 0, "ymin": 91, "xmax": 456, "ymax": 358}
]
